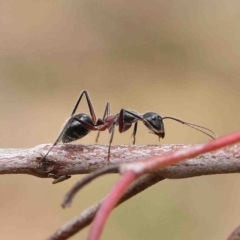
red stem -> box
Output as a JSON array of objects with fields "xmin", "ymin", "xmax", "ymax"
[
  {"xmin": 89, "ymin": 131, "xmax": 240, "ymax": 240},
  {"xmin": 88, "ymin": 170, "xmax": 138, "ymax": 240},
  {"xmin": 227, "ymin": 224, "xmax": 240, "ymax": 240},
  {"xmin": 122, "ymin": 131, "xmax": 240, "ymax": 174}
]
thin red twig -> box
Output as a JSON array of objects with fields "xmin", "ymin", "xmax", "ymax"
[
  {"xmin": 89, "ymin": 131, "xmax": 240, "ymax": 240},
  {"xmin": 47, "ymin": 173, "xmax": 165, "ymax": 240},
  {"xmin": 121, "ymin": 131, "xmax": 240, "ymax": 174},
  {"xmin": 227, "ymin": 224, "xmax": 240, "ymax": 240},
  {"xmin": 88, "ymin": 171, "xmax": 138, "ymax": 240}
]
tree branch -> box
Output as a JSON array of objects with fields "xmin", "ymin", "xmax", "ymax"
[
  {"xmin": 2, "ymin": 142, "xmax": 240, "ymax": 240},
  {"xmin": 1, "ymin": 144, "xmax": 240, "ymax": 180}
]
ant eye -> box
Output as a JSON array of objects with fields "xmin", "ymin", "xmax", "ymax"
[{"xmin": 151, "ymin": 116, "xmax": 156, "ymax": 120}]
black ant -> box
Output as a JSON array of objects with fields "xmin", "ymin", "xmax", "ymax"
[{"xmin": 42, "ymin": 90, "xmax": 216, "ymax": 183}]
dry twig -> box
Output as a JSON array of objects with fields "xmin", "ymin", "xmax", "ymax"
[
  {"xmin": 1, "ymin": 141, "xmax": 240, "ymax": 240},
  {"xmin": 1, "ymin": 143, "xmax": 240, "ymax": 179}
]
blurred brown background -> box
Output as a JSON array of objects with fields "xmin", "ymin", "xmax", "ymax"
[{"xmin": 0, "ymin": 1, "xmax": 240, "ymax": 239}]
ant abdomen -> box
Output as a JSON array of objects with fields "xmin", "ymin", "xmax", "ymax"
[{"xmin": 61, "ymin": 114, "xmax": 91, "ymax": 143}]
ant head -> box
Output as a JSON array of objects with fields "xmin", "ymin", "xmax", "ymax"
[{"xmin": 143, "ymin": 112, "xmax": 165, "ymax": 139}]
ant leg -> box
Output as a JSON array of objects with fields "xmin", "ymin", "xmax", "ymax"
[
  {"xmin": 107, "ymin": 123, "xmax": 116, "ymax": 163},
  {"xmin": 131, "ymin": 122, "xmax": 138, "ymax": 145},
  {"xmin": 103, "ymin": 102, "xmax": 111, "ymax": 120},
  {"xmin": 71, "ymin": 90, "xmax": 97, "ymax": 123},
  {"xmin": 119, "ymin": 109, "xmax": 138, "ymax": 133},
  {"xmin": 119, "ymin": 109, "xmax": 125, "ymax": 133},
  {"xmin": 123, "ymin": 109, "xmax": 144, "ymax": 122},
  {"xmin": 73, "ymin": 117, "xmax": 99, "ymax": 131},
  {"xmin": 95, "ymin": 102, "xmax": 110, "ymax": 143},
  {"xmin": 42, "ymin": 119, "xmax": 72, "ymax": 160},
  {"xmin": 119, "ymin": 109, "xmax": 132, "ymax": 133}
]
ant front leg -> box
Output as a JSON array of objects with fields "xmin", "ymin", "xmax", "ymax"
[
  {"xmin": 119, "ymin": 109, "xmax": 142, "ymax": 142},
  {"xmin": 107, "ymin": 123, "xmax": 116, "ymax": 163},
  {"xmin": 119, "ymin": 109, "xmax": 133, "ymax": 133},
  {"xmin": 131, "ymin": 122, "xmax": 138, "ymax": 145}
]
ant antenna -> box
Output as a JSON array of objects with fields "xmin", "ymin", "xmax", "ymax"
[{"xmin": 162, "ymin": 116, "xmax": 217, "ymax": 139}]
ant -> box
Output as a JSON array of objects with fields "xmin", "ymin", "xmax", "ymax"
[
  {"xmin": 96, "ymin": 109, "xmax": 216, "ymax": 160},
  {"xmin": 42, "ymin": 90, "xmax": 216, "ymax": 183}
]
